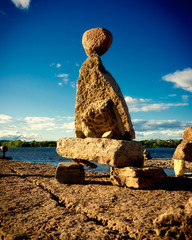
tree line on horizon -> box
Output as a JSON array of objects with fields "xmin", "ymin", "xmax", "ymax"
[{"xmin": 0, "ymin": 139, "xmax": 182, "ymax": 149}]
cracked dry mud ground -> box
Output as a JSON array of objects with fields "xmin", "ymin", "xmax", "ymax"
[{"xmin": 0, "ymin": 159, "xmax": 192, "ymax": 239}]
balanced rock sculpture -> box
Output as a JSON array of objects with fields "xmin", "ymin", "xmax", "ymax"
[
  {"xmin": 173, "ymin": 126, "xmax": 192, "ymax": 177},
  {"xmin": 75, "ymin": 27, "xmax": 135, "ymax": 140},
  {"xmin": 56, "ymin": 27, "xmax": 149, "ymax": 186}
]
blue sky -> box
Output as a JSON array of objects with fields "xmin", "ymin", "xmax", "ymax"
[{"xmin": 0, "ymin": 0, "xmax": 192, "ymax": 141}]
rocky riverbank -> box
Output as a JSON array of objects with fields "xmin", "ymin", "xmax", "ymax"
[{"xmin": 0, "ymin": 159, "xmax": 192, "ymax": 239}]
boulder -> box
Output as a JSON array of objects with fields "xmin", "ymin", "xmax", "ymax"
[
  {"xmin": 183, "ymin": 126, "xmax": 192, "ymax": 142},
  {"xmin": 82, "ymin": 27, "xmax": 113, "ymax": 56},
  {"xmin": 75, "ymin": 54, "xmax": 135, "ymax": 140},
  {"xmin": 57, "ymin": 138, "xmax": 144, "ymax": 167},
  {"xmin": 173, "ymin": 141, "xmax": 192, "ymax": 162},
  {"xmin": 55, "ymin": 162, "xmax": 85, "ymax": 184},
  {"xmin": 110, "ymin": 166, "xmax": 167, "ymax": 189}
]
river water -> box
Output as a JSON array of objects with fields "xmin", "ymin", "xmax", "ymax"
[{"xmin": 6, "ymin": 147, "xmax": 176, "ymax": 175}]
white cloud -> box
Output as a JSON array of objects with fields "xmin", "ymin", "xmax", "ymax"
[
  {"xmin": 11, "ymin": 0, "xmax": 31, "ymax": 9},
  {"xmin": 58, "ymin": 82, "xmax": 63, "ymax": 86},
  {"xmin": 57, "ymin": 122, "xmax": 75, "ymax": 130},
  {"xmin": 63, "ymin": 78, "xmax": 68, "ymax": 84},
  {"xmin": 133, "ymin": 119, "xmax": 192, "ymax": 140},
  {"xmin": 24, "ymin": 117, "xmax": 56, "ymax": 130},
  {"xmin": 168, "ymin": 94, "xmax": 177, "ymax": 97},
  {"xmin": 181, "ymin": 95, "xmax": 189, "ymax": 102},
  {"xmin": 56, "ymin": 116, "xmax": 74, "ymax": 121},
  {"xmin": 0, "ymin": 114, "xmax": 12, "ymax": 124},
  {"xmin": 70, "ymin": 82, "xmax": 76, "ymax": 88},
  {"xmin": 162, "ymin": 68, "xmax": 192, "ymax": 92},
  {"xmin": 130, "ymin": 103, "xmax": 188, "ymax": 112},
  {"xmin": 25, "ymin": 117, "xmax": 55, "ymax": 123},
  {"xmin": 57, "ymin": 74, "xmax": 69, "ymax": 78},
  {"xmin": 125, "ymin": 96, "xmax": 188, "ymax": 112},
  {"xmin": 0, "ymin": 130, "xmax": 39, "ymax": 141},
  {"xmin": 125, "ymin": 96, "xmax": 151, "ymax": 105},
  {"xmin": 56, "ymin": 63, "xmax": 61, "ymax": 68}
]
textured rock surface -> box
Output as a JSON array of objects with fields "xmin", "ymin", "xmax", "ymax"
[
  {"xmin": 55, "ymin": 162, "xmax": 85, "ymax": 183},
  {"xmin": 174, "ymin": 159, "xmax": 186, "ymax": 177},
  {"xmin": 183, "ymin": 126, "xmax": 192, "ymax": 142},
  {"xmin": 153, "ymin": 198, "xmax": 192, "ymax": 239},
  {"xmin": 57, "ymin": 138, "xmax": 144, "ymax": 167},
  {"xmin": 0, "ymin": 159, "xmax": 192, "ymax": 239},
  {"xmin": 75, "ymin": 54, "xmax": 135, "ymax": 140},
  {"xmin": 173, "ymin": 141, "xmax": 192, "ymax": 162},
  {"xmin": 110, "ymin": 166, "xmax": 167, "ymax": 189},
  {"xmin": 82, "ymin": 27, "xmax": 113, "ymax": 56},
  {"xmin": 80, "ymin": 99, "xmax": 125, "ymax": 139}
]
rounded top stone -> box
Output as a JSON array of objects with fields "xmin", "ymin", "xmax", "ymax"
[
  {"xmin": 183, "ymin": 126, "xmax": 192, "ymax": 142},
  {"xmin": 82, "ymin": 28, "xmax": 113, "ymax": 56}
]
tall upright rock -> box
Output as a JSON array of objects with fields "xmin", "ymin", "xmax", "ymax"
[{"xmin": 75, "ymin": 28, "xmax": 135, "ymax": 140}]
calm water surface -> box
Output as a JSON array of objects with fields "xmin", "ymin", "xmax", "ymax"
[{"xmin": 7, "ymin": 147, "xmax": 176, "ymax": 175}]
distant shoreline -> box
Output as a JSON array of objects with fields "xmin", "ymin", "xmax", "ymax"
[{"xmin": 0, "ymin": 139, "xmax": 181, "ymax": 148}]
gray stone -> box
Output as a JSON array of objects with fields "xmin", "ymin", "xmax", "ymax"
[
  {"xmin": 57, "ymin": 138, "xmax": 144, "ymax": 167},
  {"xmin": 110, "ymin": 166, "xmax": 167, "ymax": 189},
  {"xmin": 55, "ymin": 162, "xmax": 85, "ymax": 184}
]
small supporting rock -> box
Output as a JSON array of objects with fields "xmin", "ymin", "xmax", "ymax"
[
  {"xmin": 110, "ymin": 166, "xmax": 167, "ymax": 189},
  {"xmin": 55, "ymin": 162, "xmax": 85, "ymax": 184},
  {"xmin": 173, "ymin": 159, "xmax": 186, "ymax": 177}
]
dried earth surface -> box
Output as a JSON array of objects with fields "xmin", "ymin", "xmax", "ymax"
[{"xmin": 0, "ymin": 159, "xmax": 192, "ymax": 239}]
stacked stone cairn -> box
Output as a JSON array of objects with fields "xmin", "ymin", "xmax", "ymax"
[
  {"xmin": 173, "ymin": 126, "xmax": 192, "ymax": 177},
  {"xmin": 56, "ymin": 27, "xmax": 167, "ymax": 188}
]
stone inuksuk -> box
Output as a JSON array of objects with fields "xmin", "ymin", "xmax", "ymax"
[
  {"xmin": 173, "ymin": 126, "xmax": 192, "ymax": 177},
  {"xmin": 56, "ymin": 27, "xmax": 167, "ymax": 188},
  {"xmin": 0, "ymin": 146, "xmax": 12, "ymax": 160}
]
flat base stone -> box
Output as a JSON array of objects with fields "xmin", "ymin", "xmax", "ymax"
[
  {"xmin": 57, "ymin": 138, "xmax": 144, "ymax": 167},
  {"xmin": 110, "ymin": 166, "xmax": 167, "ymax": 189},
  {"xmin": 55, "ymin": 162, "xmax": 85, "ymax": 184}
]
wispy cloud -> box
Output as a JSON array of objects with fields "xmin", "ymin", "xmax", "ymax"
[
  {"xmin": 57, "ymin": 73, "xmax": 69, "ymax": 86},
  {"xmin": 162, "ymin": 68, "xmax": 192, "ymax": 93},
  {"xmin": 0, "ymin": 130, "xmax": 39, "ymax": 141},
  {"xmin": 168, "ymin": 94, "xmax": 177, "ymax": 97},
  {"xmin": 11, "ymin": 0, "xmax": 31, "ymax": 10},
  {"xmin": 57, "ymin": 74, "xmax": 69, "ymax": 78},
  {"xmin": 0, "ymin": 10, "xmax": 6, "ymax": 16},
  {"xmin": 125, "ymin": 96, "xmax": 151, "ymax": 105},
  {"xmin": 0, "ymin": 114, "xmax": 12, "ymax": 124},
  {"xmin": 125, "ymin": 96, "xmax": 188, "ymax": 112},
  {"xmin": 133, "ymin": 119, "xmax": 192, "ymax": 140},
  {"xmin": 181, "ymin": 95, "xmax": 189, "ymax": 102},
  {"xmin": 0, "ymin": 115, "xmax": 75, "ymax": 140},
  {"xmin": 24, "ymin": 117, "xmax": 56, "ymax": 130}
]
